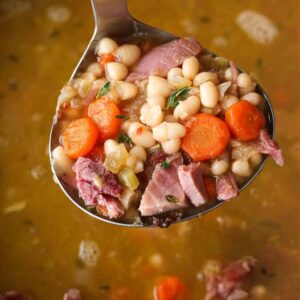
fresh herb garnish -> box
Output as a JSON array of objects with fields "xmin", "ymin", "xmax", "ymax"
[
  {"xmin": 115, "ymin": 115, "xmax": 128, "ymax": 120},
  {"xmin": 161, "ymin": 160, "xmax": 170, "ymax": 169},
  {"xmin": 96, "ymin": 81, "xmax": 111, "ymax": 98},
  {"xmin": 165, "ymin": 195, "xmax": 178, "ymax": 203},
  {"xmin": 118, "ymin": 133, "xmax": 132, "ymax": 145},
  {"xmin": 167, "ymin": 87, "xmax": 190, "ymax": 109}
]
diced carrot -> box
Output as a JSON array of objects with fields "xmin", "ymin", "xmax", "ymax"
[
  {"xmin": 181, "ymin": 114, "xmax": 230, "ymax": 161},
  {"xmin": 99, "ymin": 53, "xmax": 115, "ymax": 65},
  {"xmin": 203, "ymin": 176, "xmax": 217, "ymax": 201},
  {"xmin": 225, "ymin": 100, "xmax": 266, "ymax": 141},
  {"xmin": 81, "ymin": 104, "xmax": 89, "ymax": 117},
  {"xmin": 88, "ymin": 99, "xmax": 121, "ymax": 142},
  {"xmin": 62, "ymin": 118, "xmax": 98, "ymax": 159},
  {"xmin": 88, "ymin": 145, "xmax": 105, "ymax": 162},
  {"xmin": 155, "ymin": 276, "xmax": 189, "ymax": 300}
]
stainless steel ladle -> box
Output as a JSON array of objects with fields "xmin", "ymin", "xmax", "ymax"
[{"xmin": 49, "ymin": 0, "xmax": 275, "ymax": 227}]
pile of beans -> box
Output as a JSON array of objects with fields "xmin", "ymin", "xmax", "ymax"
[{"xmin": 53, "ymin": 37, "xmax": 267, "ymax": 195}]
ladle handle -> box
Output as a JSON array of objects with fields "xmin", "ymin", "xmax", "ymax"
[{"xmin": 91, "ymin": 0, "xmax": 133, "ymax": 37}]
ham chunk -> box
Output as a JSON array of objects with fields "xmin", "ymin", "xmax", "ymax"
[
  {"xmin": 63, "ymin": 288, "xmax": 81, "ymax": 300},
  {"xmin": 216, "ymin": 172, "xmax": 239, "ymax": 201},
  {"xmin": 139, "ymin": 154, "xmax": 188, "ymax": 216},
  {"xmin": 73, "ymin": 157, "xmax": 124, "ymax": 219},
  {"xmin": 178, "ymin": 162, "xmax": 209, "ymax": 206},
  {"xmin": 205, "ymin": 257, "xmax": 256, "ymax": 300},
  {"xmin": 256, "ymin": 129, "xmax": 284, "ymax": 166},
  {"xmin": 126, "ymin": 37, "xmax": 202, "ymax": 82}
]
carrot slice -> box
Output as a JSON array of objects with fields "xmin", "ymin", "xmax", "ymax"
[
  {"xmin": 225, "ymin": 100, "xmax": 266, "ymax": 141},
  {"xmin": 62, "ymin": 118, "xmax": 98, "ymax": 159},
  {"xmin": 181, "ymin": 114, "xmax": 230, "ymax": 161},
  {"xmin": 88, "ymin": 99, "xmax": 121, "ymax": 142},
  {"xmin": 99, "ymin": 53, "xmax": 115, "ymax": 65},
  {"xmin": 155, "ymin": 276, "xmax": 189, "ymax": 300}
]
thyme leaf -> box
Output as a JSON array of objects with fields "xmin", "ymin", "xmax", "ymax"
[
  {"xmin": 96, "ymin": 81, "xmax": 111, "ymax": 98},
  {"xmin": 118, "ymin": 133, "xmax": 132, "ymax": 145},
  {"xmin": 161, "ymin": 160, "xmax": 170, "ymax": 169},
  {"xmin": 115, "ymin": 115, "xmax": 128, "ymax": 120},
  {"xmin": 167, "ymin": 87, "xmax": 190, "ymax": 109}
]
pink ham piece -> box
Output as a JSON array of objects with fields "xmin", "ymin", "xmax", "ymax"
[
  {"xmin": 63, "ymin": 288, "xmax": 81, "ymax": 300},
  {"xmin": 73, "ymin": 157, "xmax": 124, "ymax": 219},
  {"xmin": 0, "ymin": 291, "xmax": 28, "ymax": 300},
  {"xmin": 205, "ymin": 257, "xmax": 256, "ymax": 300},
  {"xmin": 139, "ymin": 154, "xmax": 188, "ymax": 216},
  {"xmin": 256, "ymin": 129, "xmax": 284, "ymax": 166},
  {"xmin": 216, "ymin": 172, "xmax": 239, "ymax": 201},
  {"xmin": 178, "ymin": 162, "xmax": 210, "ymax": 206},
  {"xmin": 126, "ymin": 37, "xmax": 202, "ymax": 82}
]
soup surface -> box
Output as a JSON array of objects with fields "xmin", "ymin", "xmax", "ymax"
[{"xmin": 0, "ymin": 0, "xmax": 299, "ymax": 299}]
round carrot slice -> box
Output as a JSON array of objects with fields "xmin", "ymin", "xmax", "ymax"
[
  {"xmin": 88, "ymin": 99, "xmax": 121, "ymax": 142},
  {"xmin": 155, "ymin": 276, "xmax": 189, "ymax": 300},
  {"xmin": 181, "ymin": 113, "xmax": 230, "ymax": 161},
  {"xmin": 225, "ymin": 100, "xmax": 266, "ymax": 141},
  {"xmin": 62, "ymin": 118, "xmax": 98, "ymax": 159}
]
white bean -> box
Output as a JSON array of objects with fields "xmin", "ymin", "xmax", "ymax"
[
  {"xmin": 211, "ymin": 160, "xmax": 229, "ymax": 176},
  {"xmin": 147, "ymin": 76, "xmax": 171, "ymax": 98},
  {"xmin": 134, "ymin": 160, "xmax": 144, "ymax": 173},
  {"xmin": 224, "ymin": 68, "xmax": 233, "ymax": 81},
  {"xmin": 120, "ymin": 188, "xmax": 139, "ymax": 209},
  {"xmin": 73, "ymin": 78, "xmax": 91, "ymax": 97},
  {"xmin": 168, "ymin": 75, "xmax": 192, "ymax": 89},
  {"xmin": 153, "ymin": 122, "xmax": 186, "ymax": 142},
  {"xmin": 147, "ymin": 95, "xmax": 166, "ymax": 109},
  {"xmin": 161, "ymin": 138, "xmax": 181, "ymax": 155},
  {"xmin": 86, "ymin": 62, "xmax": 103, "ymax": 78},
  {"xmin": 126, "ymin": 155, "xmax": 138, "ymax": 169},
  {"xmin": 140, "ymin": 103, "xmax": 164, "ymax": 127},
  {"xmin": 201, "ymin": 104, "xmax": 221, "ymax": 115},
  {"xmin": 57, "ymin": 84, "xmax": 77, "ymax": 109},
  {"xmin": 231, "ymin": 159, "xmax": 252, "ymax": 177},
  {"xmin": 104, "ymin": 139, "xmax": 119, "ymax": 155},
  {"xmin": 129, "ymin": 146, "xmax": 147, "ymax": 161},
  {"xmin": 105, "ymin": 62, "xmax": 128, "ymax": 81},
  {"xmin": 200, "ymin": 81, "xmax": 219, "ymax": 108},
  {"xmin": 249, "ymin": 152, "xmax": 263, "ymax": 167},
  {"xmin": 239, "ymin": 82, "xmax": 256, "ymax": 96},
  {"xmin": 167, "ymin": 67, "xmax": 183, "ymax": 81},
  {"xmin": 242, "ymin": 92, "xmax": 262, "ymax": 106},
  {"xmin": 128, "ymin": 122, "xmax": 156, "ymax": 148},
  {"xmin": 221, "ymin": 95, "xmax": 239, "ymax": 110},
  {"xmin": 52, "ymin": 146, "xmax": 74, "ymax": 175},
  {"xmin": 182, "ymin": 56, "xmax": 200, "ymax": 80},
  {"xmin": 114, "ymin": 81, "xmax": 138, "ymax": 100},
  {"xmin": 97, "ymin": 37, "xmax": 118, "ymax": 55},
  {"xmin": 115, "ymin": 44, "xmax": 141, "ymax": 66},
  {"xmin": 81, "ymin": 72, "xmax": 96, "ymax": 82},
  {"xmin": 174, "ymin": 95, "xmax": 201, "ymax": 121},
  {"xmin": 121, "ymin": 120, "xmax": 132, "ymax": 133},
  {"xmin": 193, "ymin": 72, "xmax": 219, "ymax": 86},
  {"xmin": 237, "ymin": 73, "xmax": 252, "ymax": 88}
]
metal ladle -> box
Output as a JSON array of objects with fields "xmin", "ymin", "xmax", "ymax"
[{"xmin": 49, "ymin": 0, "xmax": 275, "ymax": 227}]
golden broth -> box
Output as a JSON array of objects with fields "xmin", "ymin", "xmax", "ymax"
[{"xmin": 0, "ymin": 0, "xmax": 299, "ymax": 299}]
